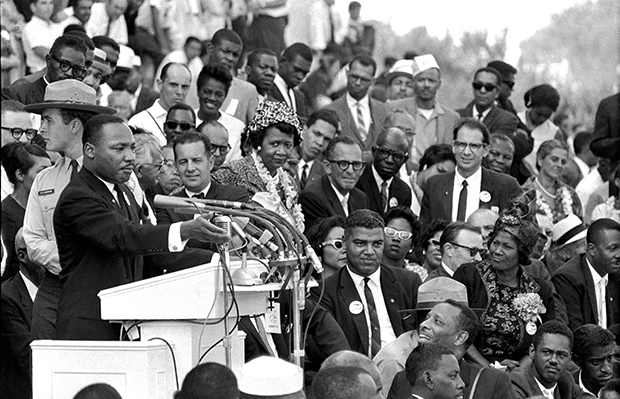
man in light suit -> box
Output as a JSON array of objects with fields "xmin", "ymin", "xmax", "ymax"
[
  {"xmin": 300, "ymin": 136, "xmax": 369, "ymax": 233},
  {"xmin": 420, "ymin": 118, "xmax": 522, "ymax": 227},
  {"xmin": 509, "ymin": 321, "xmax": 589, "ymax": 399},
  {"xmin": 271, "ymin": 43, "xmax": 313, "ymax": 123},
  {"xmin": 552, "ymin": 218, "xmax": 620, "ymax": 331},
  {"xmin": 390, "ymin": 54, "xmax": 460, "ymax": 171},
  {"xmin": 53, "ymin": 115, "xmax": 230, "ymax": 340},
  {"xmin": 323, "ymin": 54, "xmax": 390, "ymax": 160},
  {"xmin": 355, "ymin": 127, "xmax": 412, "ymax": 217},
  {"xmin": 297, "ymin": 109, "xmax": 340, "ymax": 191},
  {"xmin": 312, "ymin": 210, "xmax": 421, "ymax": 358}
]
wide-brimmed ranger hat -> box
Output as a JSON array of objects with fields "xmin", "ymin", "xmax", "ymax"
[{"xmin": 23, "ymin": 79, "xmax": 116, "ymax": 115}]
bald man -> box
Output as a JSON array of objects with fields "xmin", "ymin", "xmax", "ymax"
[
  {"xmin": 466, "ymin": 208, "xmax": 498, "ymax": 246},
  {"xmin": 321, "ymin": 350, "xmax": 384, "ymax": 398}
]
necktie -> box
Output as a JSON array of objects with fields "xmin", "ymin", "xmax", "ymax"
[
  {"xmin": 597, "ymin": 278, "xmax": 608, "ymax": 327},
  {"xmin": 300, "ymin": 164, "xmax": 309, "ymax": 190},
  {"xmin": 341, "ymin": 197, "xmax": 349, "ymax": 216},
  {"xmin": 364, "ymin": 277, "xmax": 381, "ymax": 358},
  {"xmin": 456, "ymin": 180, "xmax": 468, "ymax": 221},
  {"xmin": 255, "ymin": 316, "xmax": 275, "ymax": 357},
  {"xmin": 380, "ymin": 181, "xmax": 388, "ymax": 213},
  {"xmin": 477, "ymin": 112, "xmax": 484, "ymax": 121},
  {"xmin": 356, "ymin": 102, "xmax": 367, "ymax": 142},
  {"xmin": 69, "ymin": 159, "xmax": 79, "ymax": 181},
  {"xmin": 192, "ymin": 192, "xmax": 205, "ymax": 199},
  {"xmin": 114, "ymin": 184, "xmax": 130, "ymax": 219}
]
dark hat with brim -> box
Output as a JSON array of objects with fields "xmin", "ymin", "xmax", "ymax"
[{"xmin": 24, "ymin": 79, "xmax": 116, "ymax": 115}]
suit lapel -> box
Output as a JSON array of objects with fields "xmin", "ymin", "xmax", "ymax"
[
  {"xmin": 361, "ymin": 166, "xmax": 382, "ymax": 212},
  {"xmin": 442, "ymin": 173, "xmax": 455, "ymax": 218},
  {"xmin": 380, "ymin": 268, "xmax": 401, "ymax": 336},
  {"xmin": 80, "ymin": 168, "xmax": 121, "ymax": 213},
  {"xmin": 339, "ymin": 269, "xmax": 369, "ymax": 354},
  {"xmin": 581, "ymin": 256, "xmax": 600, "ymax": 323},
  {"xmin": 479, "ymin": 168, "xmax": 495, "ymax": 209},
  {"xmin": 323, "ymin": 177, "xmax": 345, "ymax": 215},
  {"xmin": 15, "ymin": 273, "xmax": 34, "ymax": 327}
]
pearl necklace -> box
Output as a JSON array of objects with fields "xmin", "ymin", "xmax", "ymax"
[{"xmin": 534, "ymin": 178, "xmax": 556, "ymax": 199}]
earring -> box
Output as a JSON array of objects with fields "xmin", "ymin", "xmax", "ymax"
[{"xmin": 257, "ymin": 146, "xmax": 262, "ymax": 152}]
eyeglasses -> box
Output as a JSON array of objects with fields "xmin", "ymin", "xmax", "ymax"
[
  {"xmin": 449, "ymin": 242, "xmax": 487, "ymax": 258},
  {"xmin": 372, "ymin": 146, "xmax": 409, "ymax": 163},
  {"xmin": 1, "ymin": 126, "xmax": 37, "ymax": 140},
  {"xmin": 453, "ymin": 140, "xmax": 486, "ymax": 152},
  {"xmin": 140, "ymin": 161, "xmax": 165, "ymax": 171},
  {"xmin": 327, "ymin": 159, "xmax": 365, "ymax": 171},
  {"xmin": 164, "ymin": 121, "xmax": 195, "ymax": 131},
  {"xmin": 472, "ymin": 82, "xmax": 497, "ymax": 92},
  {"xmin": 502, "ymin": 80, "xmax": 515, "ymax": 89},
  {"xmin": 384, "ymin": 227, "xmax": 413, "ymax": 240},
  {"xmin": 428, "ymin": 239, "xmax": 441, "ymax": 247},
  {"xmin": 320, "ymin": 238, "xmax": 343, "ymax": 250},
  {"xmin": 162, "ymin": 159, "xmax": 176, "ymax": 169},
  {"xmin": 210, "ymin": 143, "xmax": 231, "ymax": 156},
  {"xmin": 49, "ymin": 53, "xmax": 88, "ymax": 79}
]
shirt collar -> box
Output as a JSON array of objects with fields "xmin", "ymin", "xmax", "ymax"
[
  {"xmin": 534, "ymin": 376, "xmax": 556, "ymax": 398},
  {"xmin": 329, "ymin": 180, "xmax": 349, "ymax": 204},
  {"xmin": 274, "ymin": 73, "xmax": 289, "ymax": 92},
  {"xmin": 299, "ymin": 159, "xmax": 314, "ymax": 170},
  {"xmin": 347, "ymin": 92, "xmax": 370, "ymax": 108},
  {"xmin": 372, "ymin": 164, "xmax": 393, "ymax": 189},
  {"xmin": 473, "ymin": 105, "xmax": 493, "ymax": 119},
  {"xmin": 441, "ymin": 262, "xmax": 455, "ymax": 277},
  {"xmin": 152, "ymin": 99, "xmax": 169, "ymax": 118},
  {"xmin": 455, "ymin": 165, "xmax": 482, "ymax": 185},
  {"xmin": 19, "ymin": 271, "xmax": 38, "ymax": 302},
  {"xmin": 185, "ymin": 182, "xmax": 211, "ymax": 198},
  {"xmin": 586, "ymin": 256, "xmax": 608, "ymax": 284},
  {"xmin": 347, "ymin": 265, "xmax": 381, "ymax": 288}
]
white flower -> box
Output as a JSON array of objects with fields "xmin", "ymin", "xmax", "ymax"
[{"xmin": 513, "ymin": 292, "xmax": 546, "ymax": 324}]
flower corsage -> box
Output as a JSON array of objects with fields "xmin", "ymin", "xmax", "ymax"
[{"xmin": 513, "ymin": 292, "xmax": 546, "ymax": 335}]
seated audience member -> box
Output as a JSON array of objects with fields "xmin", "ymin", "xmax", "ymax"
[
  {"xmin": 245, "ymin": 48, "xmax": 278, "ymax": 103},
  {"xmin": 305, "ymin": 215, "xmax": 347, "ymax": 279},
  {"xmin": 591, "ymin": 165, "xmax": 620, "ymax": 223},
  {"xmin": 384, "ymin": 59, "xmax": 414, "ymax": 101},
  {"xmin": 321, "ymin": 350, "xmax": 384, "ymax": 397},
  {"xmin": 466, "ymin": 208, "xmax": 499, "ymax": 247},
  {"xmin": 134, "ymin": 133, "xmax": 164, "ymax": 193},
  {"xmin": 163, "ymin": 103, "xmax": 196, "ymax": 144},
  {"xmin": 175, "ymin": 362, "xmax": 238, "ymax": 399},
  {"xmin": 562, "ymin": 131, "xmax": 598, "ymax": 188},
  {"xmin": 1, "ymin": 228, "xmax": 46, "ymax": 399},
  {"xmin": 599, "ymin": 379, "xmax": 620, "ymax": 399},
  {"xmin": 543, "ymin": 214, "xmax": 587, "ymax": 275},
  {"xmin": 454, "ymin": 213, "xmax": 557, "ymax": 365},
  {"xmin": 418, "ymin": 219, "xmax": 450, "ymax": 277},
  {"xmin": 107, "ymin": 90, "xmax": 133, "ymax": 121},
  {"xmin": 382, "ymin": 110, "xmax": 416, "ymax": 179},
  {"xmin": 145, "ymin": 144, "xmax": 182, "ymax": 199},
  {"xmin": 1, "ymin": 142, "xmax": 51, "ymax": 280},
  {"xmin": 427, "ymin": 222, "xmax": 483, "ymax": 280},
  {"xmin": 410, "ymin": 144, "xmax": 456, "ymax": 215},
  {"xmin": 238, "ymin": 357, "xmax": 304, "ymax": 399},
  {"xmin": 312, "ymin": 209, "xmax": 421, "ymax": 357},
  {"xmin": 405, "ymin": 343, "xmax": 465, "ymax": 399},
  {"xmin": 355, "ymin": 127, "xmax": 412, "ymax": 216},
  {"xmin": 572, "ymin": 324, "xmax": 617, "ymax": 397},
  {"xmin": 420, "ymin": 118, "xmax": 523, "ymax": 226},
  {"xmin": 195, "ymin": 64, "xmax": 245, "ymax": 163},
  {"xmin": 297, "ymin": 109, "xmax": 340, "ymax": 191},
  {"xmin": 508, "ymin": 321, "xmax": 588, "ymax": 399},
  {"xmin": 312, "ymin": 366, "xmax": 377, "ymax": 399},
  {"xmin": 299, "ymin": 136, "xmax": 369, "ymax": 232},
  {"xmin": 129, "ymin": 62, "xmax": 192, "ymax": 145},
  {"xmin": 483, "ymin": 133, "xmax": 515, "ymax": 175},
  {"xmin": 552, "ymin": 218, "xmax": 620, "ymax": 330},
  {"xmin": 382, "ymin": 206, "xmax": 425, "ymax": 280},
  {"xmin": 197, "ymin": 120, "xmax": 229, "ymax": 171},
  {"xmin": 72, "ymin": 383, "xmax": 122, "ymax": 399}
]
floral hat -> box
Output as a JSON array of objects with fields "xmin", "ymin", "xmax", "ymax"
[
  {"xmin": 492, "ymin": 214, "xmax": 540, "ymax": 259},
  {"xmin": 245, "ymin": 100, "xmax": 304, "ymax": 140}
]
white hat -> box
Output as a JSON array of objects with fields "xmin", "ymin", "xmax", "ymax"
[
  {"xmin": 238, "ymin": 357, "xmax": 303, "ymax": 396},
  {"xmin": 412, "ymin": 54, "xmax": 440, "ymax": 78},
  {"xmin": 117, "ymin": 45, "xmax": 135, "ymax": 70},
  {"xmin": 386, "ymin": 59, "xmax": 414, "ymax": 83},
  {"xmin": 552, "ymin": 214, "xmax": 587, "ymax": 246}
]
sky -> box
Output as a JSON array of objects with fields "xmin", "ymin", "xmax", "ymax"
[{"xmin": 332, "ymin": 0, "xmax": 590, "ymax": 64}]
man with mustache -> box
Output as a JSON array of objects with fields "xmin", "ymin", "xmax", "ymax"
[
  {"xmin": 571, "ymin": 324, "xmax": 617, "ymax": 397},
  {"xmin": 509, "ymin": 321, "xmax": 588, "ymax": 399},
  {"xmin": 406, "ymin": 343, "xmax": 465, "ymax": 399}
]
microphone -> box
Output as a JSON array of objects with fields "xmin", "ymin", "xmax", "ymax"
[
  {"xmin": 233, "ymin": 217, "xmax": 280, "ymax": 252},
  {"xmin": 213, "ymin": 215, "xmax": 232, "ymax": 248},
  {"xmin": 305, "ymin": 245, "xmax": 323, "ymax": 274},
  {"xmin": 153, "ymin": 195, "xmax": 251, "ymax": 211}
]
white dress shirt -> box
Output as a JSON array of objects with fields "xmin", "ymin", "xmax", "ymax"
[
  {"xmin": 184, "ymin": 183, "xmax": 211, "ymax": 219},
  {"xmin": 128, "ymin": 100, "xmax": 168, "ymax": 145},
  {"xmin": 534, "ymin": 376, "xmax": 556, "ymax": 399},
  {"xmin": 20, "ymin": 271, "xmax": 39, "ymax": 302},
  {"xmin": 330, "ymin": 181, "xmax": 349, "ymax": 216},
  {"xmin": 573, "ymin": 156, "xmax": 592, "ymax": 179},
  {"xmin": 371, "ymin": 165, "xmax": 393, "ymax": 195},
  {"xmin": 298, "ymin": 159, "xmax": 314, "ymax": 181},
  {"xmin": 441, "ymin": 262, "xmax": 455, "ymax": 277},
  {"xmin": 274, "ymin": 74, "xmax": 297, "ymax": 112},
  {"xmin": 21, "ymin": 16, "xmax": 63, "ymax": 72},
  {"xmin": 451, "ymin": 167, "xmax": 483, "ymax": 222},
  {"xmin": 347, "ymin": 267, "xmax": 397, "ymax": 355},
  {"xmin": 86, "ymin": 2, "xmax": 129, "ymax": 45},
  {"xmin": 472, "ymin": 105, "xmax": 492, "ymax": 121},
  {"xmin": 346, "ymin": 92, "xmax": 372, "ymax": 133},
  {"xmin": 587, "ymin": 257, "xmax": 608, "ymax": 327}
]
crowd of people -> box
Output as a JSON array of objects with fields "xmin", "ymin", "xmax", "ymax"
[{"xmin": 1, "ymin": 0, "xmax": 620, "ymax": 398}]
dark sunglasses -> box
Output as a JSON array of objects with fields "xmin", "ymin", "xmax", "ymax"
[
  {"xmin": 320, "ymin": 239, "xmax": 343, "ymax": 250},
  {"xmin": 164, "ymin": 121, "xmax": 195, "ymax": 131},
  {"xmin": 328, "ymin": 160, "xmax": 365, "ymax": 171},
  {"xmin": 450, "ymin": 242, "xmax": 487, "ymax": 258},
  {"xmin": 472, "ymin": 82, "xmax": 497, "ymax": 92},
  {"xmin": 502, "ymin": 80, "xmax": 515, "ymax": 89},
  {"xmin": 372, "ymin": 146, "xmax": 409, "ymax": 163},
  {"xmin": 49, "ymin": 53, "xmax": 88, "ymax": 79},
  {"xmin": 2, "ymin": 126, "xmax": 37, "ymax": 140}
]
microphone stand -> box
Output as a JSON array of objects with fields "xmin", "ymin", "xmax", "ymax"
[{"xmin": 215, "ymin": 215, "xmax": 233, "ymax": 369}]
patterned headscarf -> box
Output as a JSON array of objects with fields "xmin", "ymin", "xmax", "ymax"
[
  {"xmin": 245, "ymin": 101, "xmax": 304, "ymax": 141},
  {"xmin": 491, "ymin": 214, "xmax": 541, "ymax": 263}
]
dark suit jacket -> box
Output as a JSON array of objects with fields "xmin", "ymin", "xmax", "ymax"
[
  {"xmin": 355, "ymin": 164, "xmax": 412, "ymax": 217},
  {"xmin": 299, "ymin": 175, "xmax": 369, "ymax": 233},
  {"xmin": 271, "ymin": 84, "xmax": 310, "ymax": 123},
  {"xmin": 425, "ymin": 264, "xmax": 451, "ymax": 281},
  {"xmin": 551, "ymin": 254, "xmax": 620, "ymax": 331},
  {"xmin": 53, "ymin": 167, "xmax": 200, "ymax": 340},
  {"xmin": 133, "ymin": 86, "xmax": 159, "ymax": 115},
  {"xmin": 238, "ymin": 316, "xmax": 289, "ymax": 362},
  {"xmin": 509, "ymin": 365, "xmax": 589, "ymax": 399},
  {"xmin": 296, "ymin": 158, "xmax": 327, "ymax": 192},
  {"xmin": 591, "ymin": 93, "xmax": 620, "ymax": 161},
  {"xmin": 388, "ymin": 359, "xmax": 517, "ymax": 399},
  {"xmin": 0, "ymin": 273, "xmax": 33, "ymax": 399},
  {"xmin": 323, "ymin": 95, "xmax": 390, "ymax": 155},
  {"xmin": 1, "ymin": 75, "xmax": 46, "ymax": 105},
  {"xmin": 311, "ymin": 266, "xmax": 421, "ymax": 356},
  {"xmin": 419, "ymin": 167, "xmax": 523, "ymax": 226}
]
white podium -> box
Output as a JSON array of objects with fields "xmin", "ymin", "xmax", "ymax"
[{"xmin": 32, "ymin": 256, "xmax": 278, "ymax": 399}]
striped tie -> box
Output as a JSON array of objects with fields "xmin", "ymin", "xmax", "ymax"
[
  {"xmin": 364, "ymin": 277, "xmax": 381, "ymax": 358},
  {"xmin": 357, "ymin": 102, "xmax": 367, "ymax": 142}
]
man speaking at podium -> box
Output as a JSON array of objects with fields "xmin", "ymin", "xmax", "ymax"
[{"xmin": 53, "ymin": 115, "xmax": 230, "ymax": 341}]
